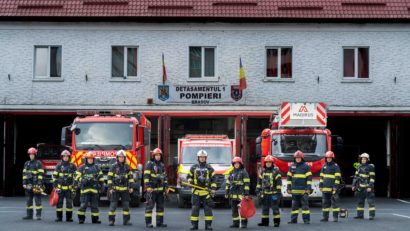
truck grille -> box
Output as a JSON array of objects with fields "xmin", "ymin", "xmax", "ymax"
[{"xmin": 215, "ymin": 174, "xmax": 225, "ymax": 189}]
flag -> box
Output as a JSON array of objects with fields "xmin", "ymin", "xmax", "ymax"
[
  {"xmin": 162, "ymin": 53, "xmax": 167, "ymax": 85},
  {"xmin": 239, "ymin": 58, "xmax": 247, "ymax": 90}
]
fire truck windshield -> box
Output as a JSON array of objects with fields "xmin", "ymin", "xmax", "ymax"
[
  {"xmin": 181, "ymin": 146, "xmax": 232, "ymax": 164},
  {"xmin": 74, "ymin": 122, "xmax": 133, "ymax": 150},
  {"xmin": 271, "ymin": 134, "xmax": 327, "ymax": 157}
]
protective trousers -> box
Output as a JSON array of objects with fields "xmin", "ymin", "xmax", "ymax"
[
  {"xmin": 145, "ymin": 191, "xmax": 165, "ymax": 225},
  {"xmin": 25, "ymin": 190, "xmax": 42, "ymax": 218},
  {"xmin": 56, "ymin": 190, "xmax": 73, "ymax": 221},
  {"xmin": 191, "ymin": 194, "xmax": 213, "ymax": 227},
  {"xmin": 322, "ymin": 192, "xmax": 340, "ymax": 219},
  {"xmin": 78, "ymin": 193, "xmax": 99, "ymax": 223},
  {"xmin": 109, "ymin": 191, "xmax": 130, "ymax": 224},
  {"xmin": 261, "ymin": 194, "xmax": 280, "ymax": 225},
  {"xmin": 356, "ymin": 190, "xmax": 376, "ymax": 218},
  {"xmin": 230, "ymin": 199, "xmax": 247, "ymax": 227},
  {"xmin": 291, "ymin": 194, "xmax": 310, "ymax": 223}
]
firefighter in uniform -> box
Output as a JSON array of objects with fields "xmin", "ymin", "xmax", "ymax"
[
  {"xmin": 75, "ymin": 152, "xmax": 104, "ymax": 224},
  {"xmin": 22, "ymin": 147, "xmax": 45, "ymax": 220},
  {"xmin": 225, "ymin": 157, "xmax": 250, "ymax": 228},
  {"xmin": 319, "ymin": 151, "xmax": 342, "ymax": 222},
  {"xmin": 188, "ymin": 150, "xmax": 217, "ymax": 230},
  {"xmin": 107, "ymin": 150, "xmax": 135, "ymax": 226},
  {"xmin": 144, "ymin": 148, "xmax": 169, "ymax": 228},
  {"xmin": 352, "ymin": 153, "xmax": 376, "ymax": 220},
  {"xmin": 256, "ymin": 155, "xmax": 282, "ymax": 227},
  {"xmin": 52, "ymin": 150, "xmax": 77, "ymax": 222},
  {"xmin": 287, "ymin": 150, "xmax": 312, "ymax": 224}
]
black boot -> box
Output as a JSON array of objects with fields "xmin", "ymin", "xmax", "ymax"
[
  {"xmin": 91, "ymin": 216, "xmax": 101, "ymax": 224},
  {"xmin": 78, "ymin": 214, "xmax": 85, "ymax": 224},
  {"xmin": 123, "ymin": 216, "xmax": 132, "ymax": 226},
  {"xmin": 35, "ymin": 208, "xmax": 42, "ymax": 220},
  {"xmin": 55, "ymin": 211, "xmax": 63, "ymax": 222},
  {"xmin": 320, "ymin": 218, "xmax": 328, "ymax": 222},
  {"xmin": 157, "ymin": 223, "xmax": 167, "ymax": 228},
  {"xmin": 146, "ymin": 215, "xmax": 153, "ymax": 228},
  {"xmin": 190, "ymin": 221, "xmax": 198, "ymax": 230},
  {"xmin": 258, "ymin": 218, "xmax": 269, "ymax": 226},
  {"xmin": 108, "ymin": 216, "xmax": 115, "ymax": 226},
  {"xmin": 205, "ymin": 221, "xmax": 213, "ymax": 230},
  {"xmin": 22, "ymin": 209, "xmax": 33, "ymax": 220},
  {"xmin": 240, "ymin": 219, "xmax": 247, "ymax": 229},
  {"xmin": 354, "ymin": 215, "xmax": 364, "ymax": 219},
  {"xmin": 274, "ymin": 218, "xmax": 280, "ymax": 227},
  {"xmin": 230, "ymin": 221, "xmax": 239, "ymax": 228},
  {"xmin": 66, "ymin": 211, "xmax": 73, "ymax": 222}
]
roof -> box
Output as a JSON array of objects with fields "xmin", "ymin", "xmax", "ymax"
[{"xmin": 0, "ymin": 0, "xmax": 409, "ymax": 22}]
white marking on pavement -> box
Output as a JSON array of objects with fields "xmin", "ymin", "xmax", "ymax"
[
  {"xmin": 397, "ymin": 199, "xmax": 410, "ymax": 204},
  {"xmin": 392, "ymin": 213, "xmax": 410, "ymax": 219}
]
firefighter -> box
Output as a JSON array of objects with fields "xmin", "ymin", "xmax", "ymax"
[
  {"xmin": 287, "ymin": 150, "xmax": 312, "ymax": 224},
  {"xmin": 144, "ymin": 148, "xmax": 169, "ymax": 228},
  {"xmin": 22, "ymin": 147, "xmax": 45, "ymax": 220},
  {"xmin": 256, "ymin": 155, "xmax": 282, "ymax": 227},
  {"xmin": 107, "ymin": 150, "xmax": 135, "ymax": 226},
  {"xmin": 75, "ymin": 152, "xmax": 104, "ymax": 224},
  {"xmin": 188, "ymin": 150, "xmax": 217, "ymax": 230},
  {"xmin": 319, "ymin": 151, "xmax": 342, "ymax": 222},
  {"xmin": 52, "ymin": 150, "xmax": 77, "ymax": 222},
  {"xmin": 225, "ymin": 156, "xmax": 250, "ymax": 228},
  {"xmin": 352, "ymin": 153, "xmax": 376, "ymax": 220}
]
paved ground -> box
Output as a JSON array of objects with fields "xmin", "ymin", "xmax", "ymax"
[{"xmin": 0, "ymin": 196, "xmax": 409, "ymax": 231}]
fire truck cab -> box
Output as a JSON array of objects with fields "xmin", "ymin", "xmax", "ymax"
[
  {"xmin": 61, "ymin": 111, "xmax": 151, "ymax": 207},
  {"xmin": 175, "ymin": 135, "xmax": 235, "ymax": 208},
  {"xmin": 256, "ymin": 102, "xmax": 336, "ymax": 199}
]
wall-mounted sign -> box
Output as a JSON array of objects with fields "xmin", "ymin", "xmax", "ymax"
[{"xmin": 157, "ymin": 84, "xmax": 244, "ymax": 105}]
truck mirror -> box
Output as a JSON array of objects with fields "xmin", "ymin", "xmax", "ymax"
[
  {"xmin": 255, "ymin": 136, "xmax": 262, "ymax": 159},
  {"xmin": 172, "ymin": 156, "xmax": 178, "ymax": 169},
  {"xmin": 61, "ymin": 126, "xmax": 72, "ymax": 147},
  {"xmin": 331, "ymin": 135, "xmax": 344, "ymax": 153}
]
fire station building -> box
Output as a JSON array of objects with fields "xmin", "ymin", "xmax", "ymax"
[{"xmin": 1, "ymin": 0, "xmax": 410, "ymax": 198}]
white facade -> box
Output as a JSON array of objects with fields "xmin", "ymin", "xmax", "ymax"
[{"xmin": 1, "ymin": 22, "xmax": 410, "ymax": 112}]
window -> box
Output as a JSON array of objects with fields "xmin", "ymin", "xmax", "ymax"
[
  {"xmin": 34, "ymin": 46, "xmax": 62, "ymax": 78},
  {"xmin": 112, "ymin": 46, "xmax": 138, "ymax": 78},
  {"xmin": 266, "ymin": 47, "xmax": 292, "ymax": 78},
  {"xmin": 343, "ymin": 47, "xmax": 369, "ymax": 78},
  {"xmin": 189, "ymin": 46, "xmax": 216, "ymax": 80}
]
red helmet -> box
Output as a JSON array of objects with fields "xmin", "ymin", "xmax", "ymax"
[
  {"xmin": 325, "ymin": 151, "xmax": 335, "ymax": 158},
  {"xmin": 27, "ymin": 147, "xmax": 37, "ymax": 155},
  {"xmin": 151, "ymin": 148, "xmax": 162, "ymax": 157},
  {"xmin": 61, "ymin": 150, "xmax": 71, "ymax": 157},
  {"xmin": 293, "ymin": 150, "xmax": 304, "ymax": 159},
  {"xmin": 264, "ymin": 155, "xmax": 275, "ymax": 163},
  {"xmin": 232, "ymin": 157, "xmax": 243, "ymax": 165},
  {"xmin": 84, "ymin": 152, "xmax": 95, "ymax": 159}
]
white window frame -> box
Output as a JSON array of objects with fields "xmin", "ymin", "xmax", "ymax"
[
  {"xmin": 33, "ymin": 45, "xmax": 62, "ymax": 80},
  {"xmin": 111, "ymin": 46, "xmax": 140, "ymax": 81},
  {"xmin": 187, "ymin": 46, "xmax": 218, "ymax": 82},
  {"xmin": 265, "ymin": 46, "xmax": 293, "ymax": 80},
  {"xmin": 342, "ymin": 46, "xmax": 370, "ymax": 79}
]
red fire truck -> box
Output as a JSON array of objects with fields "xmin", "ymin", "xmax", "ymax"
[
  {"xmin": 36, "ymin": 143, "xmax": 66, "ymax": 193},
  {"xmin": 175, "ymin": 135, "xmax": 235, "ymax": 207},
  {"xmin": 256, "ymin": 102, "xmax": 341, "ymax": 199},
  {"xmin": 61, "ymin": 111, "xmax": 151, "ymax": 206}
]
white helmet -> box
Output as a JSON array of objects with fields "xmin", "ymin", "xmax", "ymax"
[
  {"xmin": 197, "ymin": 150, "xmax": 208, "ymax": 157},
  {"xmin": 359, "ymin": 153, "xmax": 370, "ymax": 161},
  {"xmin": 116, "ymin": 150, "xmax": 127, "ymax": 158}
]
